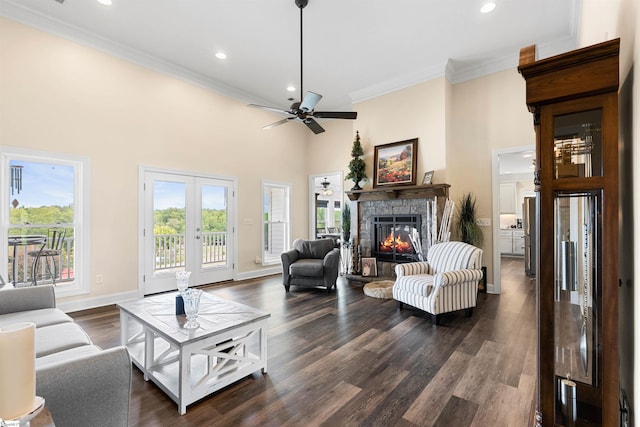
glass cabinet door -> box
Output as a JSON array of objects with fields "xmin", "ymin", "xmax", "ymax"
[
  {"xmin": 553, "ymin": 110, "xmax": 602, "ymax": 179},
  {"xmin": 553, "ymin": 191, "xmax": 601, "ymax": 425}
]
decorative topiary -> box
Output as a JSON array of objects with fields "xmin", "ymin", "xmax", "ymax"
[{"xmin": 345, "ymin": 131, "xmax": 367, "ymax": 190}]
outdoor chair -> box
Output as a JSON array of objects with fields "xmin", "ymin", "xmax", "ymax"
[{"xmin": 29, "ymin": 228, "xmax": 66, "ymax": 285}]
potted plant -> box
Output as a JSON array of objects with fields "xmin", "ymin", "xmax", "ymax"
[
  {"xmin": 345, "ymin": 131, "xmax": 366, "ymax": 190},
  {"xmin": 456, "ymin": 193, "xmax": 483, "ymax": 248}
]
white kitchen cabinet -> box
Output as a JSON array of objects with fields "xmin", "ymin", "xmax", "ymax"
[
  {"xmin": 512, "ymin": 230, "xmax": 525, "ymax": 255},
  {"xmin": 500, "ymin": 235, "xmax": 513, "ymax": 253},
  {"xmin": 500, "ymin": 183, "xmax": 516, "ymax": 213},
  {"xmin": 500, "ymin": 229, "xmax": 525, "ymax": 256}
]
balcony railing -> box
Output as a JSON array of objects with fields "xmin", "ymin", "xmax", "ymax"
[
  {"xmin": 155, "ymin": 232, "xmax": 227, "ymax": 271},
  {"xmin": 7, "ymin": 238, "xmax": 74, "ymax": 286},
  {"xmin": 6, "ymin": 232, "xmax": 228, "ymax": 285}
]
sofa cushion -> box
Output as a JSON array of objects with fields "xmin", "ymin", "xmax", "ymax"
[
  {"xmin": 36, "ymin": 344, "xmax": 102, "ymax": 368},
  {"xmin": 35, "ymin": 323, "xmax": 93, "ymax": 357},
  {"xmin": 289, "ymin": 259, "xmax": 324, "ymax": 277},
  {"xmin": 0, "ymin": 308, "xmax": 73, "ymax": 329},
  {"xmin": 293, "ymin": 238, "xmax": 334, "ymax": 259}
]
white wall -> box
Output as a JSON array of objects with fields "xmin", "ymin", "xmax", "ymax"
[
  {"xmin": 449, "ymin": 69, "xmax": 535, "ymax": 285},
  {"xmin": 0, "ymin": 17, "xmax": 310, "ymax": 305},
  {"xmin": 352, "ymin": 77, "xmax": 449, "ymax": 186}
]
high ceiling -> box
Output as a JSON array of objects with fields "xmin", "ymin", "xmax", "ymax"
[{"xmin": 0, "ymin": 0, "xmax": 581, "ymax": 111}]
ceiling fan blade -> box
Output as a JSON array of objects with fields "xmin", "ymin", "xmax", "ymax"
[
  {"xmin": 299, "ymin": 91, "xmax": 322, "ymax": 112},
  {"xmin": 303, "ymin": 118, "xmax": 325, "ymax": 134},
  {"xmin": 264, "ymin": 118, "xmax": 293, "ymax": 130},
  {"xmin": 313, "ymin": 111, "xmax": 358, "ymax": 119},
  {"xmin": 248, "ymin": 104, "xmax": 291, "ymax": 115}
]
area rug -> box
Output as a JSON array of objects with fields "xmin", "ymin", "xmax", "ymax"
[{"xmin": 363, "ymin": 280, "xmax": 395, "ymax": 299}]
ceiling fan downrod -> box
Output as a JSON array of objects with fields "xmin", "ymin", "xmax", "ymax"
[{"xmin": 296, "ymin": 0, "xmax": 308, "ymax": 101}]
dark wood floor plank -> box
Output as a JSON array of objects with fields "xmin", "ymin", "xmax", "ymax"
[
  {"xmin": 433, "ymin": 396, "xmax": 479, "ymax": 427},
  {"xmin": 320, "ymin": 362, "xmax": 410, "ymax": 427},
  {"xmin": 402, "ymin": 350, "xmax": 473, "ymax": 426},
  {"xmin": 68, "ymin": 257, "xmax": 534, "ymax": 426}
]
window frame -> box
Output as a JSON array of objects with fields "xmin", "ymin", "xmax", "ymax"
[
  {"xmin": 261, "ymin": 180, "xmax": 291, "ymax": 266},
  {"xmin": 1, "ymin": 146, "xmax": 90, "ymax": 296}
]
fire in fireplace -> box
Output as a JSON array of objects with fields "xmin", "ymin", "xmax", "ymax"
[{"xmin": 371, "ymin": 215, "xmax": 421, "ymax": 263}]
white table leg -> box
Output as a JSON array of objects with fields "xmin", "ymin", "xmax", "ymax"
[
  {"xmin": 261, "ymin": 323, "xmax": 268, "ymax": 374},
  {"xmin": 178, "ymin": 346, "xmax": 189, "ymax": 415},
  {"xmin": 144, "ymin": 327, "xmax": 153, "ymax": 382}
]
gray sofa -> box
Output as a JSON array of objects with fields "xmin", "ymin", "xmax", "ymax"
[
  {"xmin": 0, "ymin": 285, "xmax": 131, "ymax": 427},
  {"xmin": 281, "ymin": 238, "xmax": 340, "ymax": 292}
]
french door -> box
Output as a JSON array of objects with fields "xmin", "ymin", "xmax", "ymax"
[{"xmin": 142, "ymin": 171, "xmax": 235, "ymax": 295}]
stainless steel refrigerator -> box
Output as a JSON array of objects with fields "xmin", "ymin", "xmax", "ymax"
[{"xmin": 523, "ymin": 196, "xmax": 536, "ymax": 276}]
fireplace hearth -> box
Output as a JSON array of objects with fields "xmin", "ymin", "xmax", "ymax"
[{"xmin": 371, "ymin": 215, "xmax": 421, "ymax": 263}]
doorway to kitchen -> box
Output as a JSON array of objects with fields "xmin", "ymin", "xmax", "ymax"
[{"xmin": 492, "ymin": 146, "xmax": 535, "ymax": 294}]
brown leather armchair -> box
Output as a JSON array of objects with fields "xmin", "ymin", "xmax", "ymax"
[{"xmin": 281, "ymin": 238, "xmax": 340, "ymax": 292}]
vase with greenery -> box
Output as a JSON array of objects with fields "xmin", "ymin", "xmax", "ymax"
[
  {"xmin": 345, "ymin": 131, "xmax": 366, "ymax": 190},
  {"xmin": 456, "ymin": 193, "xmax": 483, "ymax": 248},
  {"xmin": 341, "ymin": 203, "xmax": 351, "ymax": 243}
]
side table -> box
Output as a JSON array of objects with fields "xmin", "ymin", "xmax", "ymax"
[{"xmin": 30, "ymin": 407, "xmax": 55, "ymax": 427}]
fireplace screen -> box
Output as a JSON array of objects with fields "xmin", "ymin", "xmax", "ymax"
[{"xmin": 372, "ymin": 215, "xmax": 421, "ymax": 262}]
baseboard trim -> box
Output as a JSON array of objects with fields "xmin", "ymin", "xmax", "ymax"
[
  {"xmin": 56, "ymin": 268, "xmax": 282, "ymax": 313},
  {"xmin": 236, "ymin": 267, "xmax": 280, "ymax": 281},
  {"xmin": 57, "ymin": 290, "xmax": 140, "ymax": 313}
]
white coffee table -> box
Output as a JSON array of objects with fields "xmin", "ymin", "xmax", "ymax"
[{"xmin": 117, "ymin": 291, "xmax": 270, "ymax": 414}]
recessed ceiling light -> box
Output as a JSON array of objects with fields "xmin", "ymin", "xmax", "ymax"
[
  {"xmin": 96, "ymin": 0, "xmax": 112, "ymax": 5},
  {"xmin": 286, "ymin": 86, "xmax": 296, "ymax": 92},
  {"xmin": 215, "ymin": 52, "xmax": 227, "ymax": 60},
  {"xmin": 480, "ymin": 2, "xmax": 496, "ymax": 13}
]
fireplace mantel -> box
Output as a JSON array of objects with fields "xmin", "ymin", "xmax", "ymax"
[{"xmin": 346, "ymin": 183, "xmax": 450, "ymax": 202}]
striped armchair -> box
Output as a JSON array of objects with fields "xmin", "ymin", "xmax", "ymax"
[{"xmin": 393, "ymin": 241, "xmax": 483, "ymax": 325}]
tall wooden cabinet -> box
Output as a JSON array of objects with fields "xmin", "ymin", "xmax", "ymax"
[{"xmin": 518, "ymin": 39, "xmax": 620, "ymax": 426}]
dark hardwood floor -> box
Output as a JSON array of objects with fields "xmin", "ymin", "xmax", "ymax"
[{"xmin": 70, "ymin": 257, "xmax": 535, "ymax": 426}]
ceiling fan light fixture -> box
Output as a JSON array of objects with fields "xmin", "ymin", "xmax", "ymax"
[{"xmin": 480, "ymin": 2, "xmax": 496, "ymax": 13}]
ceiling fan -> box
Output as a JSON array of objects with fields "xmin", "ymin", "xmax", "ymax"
[{"xmin": 248, "ymin": 0, "xmax": 357, "ymax": 134}]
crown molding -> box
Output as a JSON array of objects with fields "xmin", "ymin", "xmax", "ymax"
[
  {"xmin": 1, "ymin": 0, "xmax": 581, "ymax": 107},
  {"xmin": 349, "ymin": 62, "xmax": 447, "ymax": 105}
]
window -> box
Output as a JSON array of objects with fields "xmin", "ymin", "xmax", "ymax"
[
  {"xmin": 262, "ymin": 181, "xmax": 290, "ymax": 265},
  {"xmin": 316, "ymin": 200, "xmax": 328, "ymax": 233},
  {"xmin": 2, "ymin": 148, "xmax": 89, "ymax": 296}
]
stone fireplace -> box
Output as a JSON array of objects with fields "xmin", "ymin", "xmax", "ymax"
[{"xmin": 346, "ymin": 184, "xmax": 450, "ymax": 278}]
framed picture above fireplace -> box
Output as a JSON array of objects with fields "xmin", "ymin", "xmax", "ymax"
[{"xmin": 373, "ymin": 138, "xmax": 418, "ymax": 188}]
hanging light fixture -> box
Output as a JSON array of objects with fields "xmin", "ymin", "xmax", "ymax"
[
  {"xmin": 10, "ymin": 165, "xmax": 23, "ymax": 195},
  {"xmin": 319, "ymin": 177, "xmax": 333, "ymax": 196}
]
